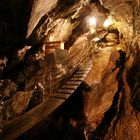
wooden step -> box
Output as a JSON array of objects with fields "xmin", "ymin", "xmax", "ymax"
[
  {"xmin": 78, "ymin": 69, "xmax": 90, "ymax": 73},
  {"xmin": 61, "ymin": 84, "xmax": 78, "ymax": 90},
  {"xmin": 51, "ymin": 93, "xmax": 70, "ymax": 99},
  {"xmin": 76, "ymin": 71, "xmax": 86, "ymax": 75},
  {"xmin": 70, "ymin": 77, "xmax": 84, "ymax": 81},
  {"xmin": 85, "ymin": 68, "xmax": 91, "ymax": 71},
  {"xmin": 57, "ymin": 88, "xmax": 74, "ymax": 94},
  {"xmin": 65, "ymin": 81, "xmax": 81, "ymax": 85},
  {"xmin": 73, "ymin": 75, "xmax": 86, "ymax": 78},
  {"xmin": 84, "ymin": 65, "xmax": 92, "ymax": 69}
]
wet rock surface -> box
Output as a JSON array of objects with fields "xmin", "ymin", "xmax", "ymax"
[{"xmin": 84, "ymin": 47, "xmax": 120, "ymax": 129}]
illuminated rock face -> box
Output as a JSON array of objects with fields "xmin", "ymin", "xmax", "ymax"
[
  {"xmin": 83, "ymin": 46, "xmax": 140, "ymax": 140},
  {"xmin": 26, "ymin": 0, "xmax": 58, "ymax": 38},
  {"xmin": 84, "ymin": 47, "xmax": 120, "ymax": 128}
]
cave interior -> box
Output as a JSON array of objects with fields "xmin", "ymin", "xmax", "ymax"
[{"xmin": 0, "ymin": 0, "xmax": 140, "ymax": 140}]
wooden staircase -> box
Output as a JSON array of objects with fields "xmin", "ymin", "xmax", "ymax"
[
  {"xmin": 51, "ymin": 63, "xmax": 92, "ymax": 99},
  {"xmin": 1, "ymin": 63, "xmax": 92, "ymax": 140}
]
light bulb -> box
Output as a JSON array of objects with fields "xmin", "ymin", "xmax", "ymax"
[
  {"xmin": 92, "ymin": 37, "xmax": 100, "ymax": 42},
  {"xmin": 103, "ymin": 18, "xmax": 112, "ymax": 28},
  {"xmin": 88, "ymin": 17, "xmax": 97, "ymax": 26}
]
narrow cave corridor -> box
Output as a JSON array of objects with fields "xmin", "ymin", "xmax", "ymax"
[{"xmin": 0, "ymin": 0, "xmax": 140, "ymax": 140}]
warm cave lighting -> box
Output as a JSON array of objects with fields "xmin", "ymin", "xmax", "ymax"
[
  {"xmin": 103, "ymin": 17, "xmax": 112, "ymax": 28},
  {"xmin": 92, "ymin": 37, "xmax": 100, "ymax": 42},
  {"xmin": 88, "ymin": 17, "xmax": 97, "ymax": 26},
  {"xmin": 49, "ymin": 36, "xmax": 54, "ymax": 41},
  {"xmin": 89, "ymin": 28, "xmax": 96, "ymax": 34},
  {"xmin": 60, "ymin": 42, "xmax": 64, "ymax": 50}
]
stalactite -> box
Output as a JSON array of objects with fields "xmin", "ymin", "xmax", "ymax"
[{"xmin": 133, "ymin": 0, "xmax": 140, "ymax": 14}]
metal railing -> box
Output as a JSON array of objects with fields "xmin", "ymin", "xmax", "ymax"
[
  {"xmin": 43, "ymin": 40, "xmax": 94, "ymax": 95},
  {"xmin": 0, "ymin": 40, "xmax": 94, "ymax": 126}
]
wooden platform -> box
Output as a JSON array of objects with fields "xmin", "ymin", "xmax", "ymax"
[
  {"xmin": 1, "ymin": 63, "xmax": 93, "ymax": 140},
  {"xmin": 56, "ymin": 63, "xmax": 92, "ymax": 95},
  {"xmin": 1, "ymin": 97, "xmax": 65, "ymax": 140}
]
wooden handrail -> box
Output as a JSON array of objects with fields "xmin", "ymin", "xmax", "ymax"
[
  {"xmin": 43, "ymin": 41, "xmax": 62, "ymax": 44},
  {"xmin": 1, "ymin": 97, "xmax": 65, "ymax": 140}
]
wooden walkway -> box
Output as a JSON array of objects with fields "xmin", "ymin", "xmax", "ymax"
[
  {"xmin": 51, "ymin": 63, "xmax": 92, "ymax": 99},
  {"xmin": 1, "ymin": 63, "xmax": 92, "ymax": 140}
]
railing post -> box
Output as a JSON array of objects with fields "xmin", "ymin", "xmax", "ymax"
[
  {"xmin": 0, "ymin": 101, "xmax": 4, "ymax": 134},
  {"xmin": 49, "ymin": 72, "xmax": 52, "ymax": 96},
  {"xmin": 42, "ymin": 72, "xmax": 45, "ymax": 101}
]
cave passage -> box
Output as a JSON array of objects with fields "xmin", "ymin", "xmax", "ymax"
[{"xmin": 0, "ymin": 0, "xmax": 140, "ymax": 140}]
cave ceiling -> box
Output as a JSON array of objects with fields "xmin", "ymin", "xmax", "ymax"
[
  {"xmin": 0, "ymin": 0, "xmax": 139, "ymax": 80},
  {"xmin": 0, "ymin": 0, "xmax": 138, "ymax": 55}
]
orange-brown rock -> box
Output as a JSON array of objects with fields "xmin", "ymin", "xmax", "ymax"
[
  {"xmin": 84, "ymin": 47, "xmax": 120, "ymax": 128},
  {"xmin": 11, "ymin": 90, "xmax": 33, "ymax": 115}
]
